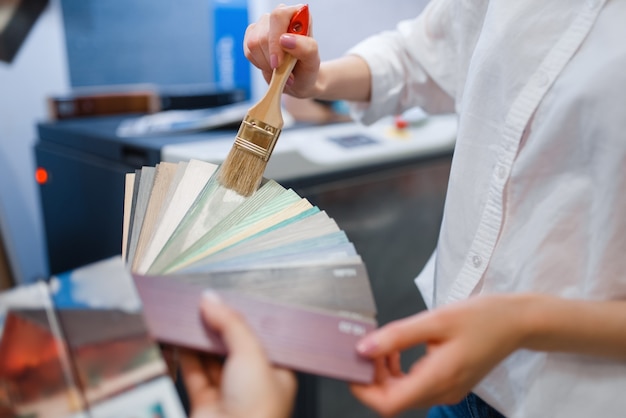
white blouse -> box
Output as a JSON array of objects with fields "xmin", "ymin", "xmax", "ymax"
[{"xmin": 348, "ymin": 0, "xmax": 626, "ymax": 416}]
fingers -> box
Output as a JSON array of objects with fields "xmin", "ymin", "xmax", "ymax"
[
  {"xmin": 373, "ymin": 357, "xmax": 389, "ymax": 384},
  {"xmin": 160, "ymin": 344, "xmax": 179, "ymax": 381},
  {"xmin": 178, "ymin": 349, "xmax": 219, "ymax": 408},
  {"xmin": 352, "ymin": 336, "xmax": 479, "ymax": 414},
  {"xmin": 385, "ymin": 349, "xmax": 471, "ymax": 407},
  {"xmin": 350, "ymin": 358, "xmax": 448, "ymax": 415},
  {"xmin": 244, "ymin": 15, "xmax": 271, "ymax": 71},
  {"xmin": 244, "ymin": 4, "xmax": 320, "ymax": 96},
  {"xmin": 275, "ymin": 367, "xmax": 298, "ymax": 390},
  {"xmin": 387, "ymin": 351, "xmax": 403, "ymax": 377},
  {"xmin": 245, "ymin": 4, "xmax": 313, "ymax": 71},
  {"xmin": 356, "ymin": 311, "xmax": 441, "ymax": 358},
  {"xmin": 268, "ymin": 4, "xmax": 305, "ymax": 68},
  {"xmin": 200, "ymin": 292, "xmax": 298, "ymax": 418},
  {"xmin": 273, "ymin": 367, "xmax": 300, "ymax": 407},
  {"xmin": 205, "ymin": 355, "xmax": 224, "ymax": 385}
]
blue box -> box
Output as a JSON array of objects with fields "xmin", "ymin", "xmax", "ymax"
[{"xmin": 212, "ymin": 0, "xmax": 251, "ymax": 99}]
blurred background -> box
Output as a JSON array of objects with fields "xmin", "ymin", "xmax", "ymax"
[
  {"xmin": 1, "ymin": 2, "xmax": 445, "ymax": 416},
  {"xmin": 0, "ymin": 0, "xmax": 429, "ymax": 286}
]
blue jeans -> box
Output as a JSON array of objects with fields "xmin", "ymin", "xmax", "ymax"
[{"xmin": 427, "ymin": 393, "xmax": 506, "ymax": 418}]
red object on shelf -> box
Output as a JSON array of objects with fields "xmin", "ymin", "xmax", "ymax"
[
  {"xmin": 35, "ymin": 167, "xmax": 49, "ymax": 185},
  {"xmin": 394, "ymin": 116, "xmax": 409, "ymax": 130}
]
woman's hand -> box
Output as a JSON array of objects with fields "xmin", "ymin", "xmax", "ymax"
[
  {"xmin": 350, "ymin": 295, "xmax": 529, "ymax": 417},
  {"xmin": 180, "ymin": 292, "xmax": 298, "ymax": 418},
  {"xmin": 244, "ymin": 3, "xmax": 321, "ymax": 98},
  {"xmin": 351, "ymin": 291, "xmax": 626, "ymax": 417}
]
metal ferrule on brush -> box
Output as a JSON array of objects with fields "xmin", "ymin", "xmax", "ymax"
[{"xmin": 234, "ymin": 115, "xmax": 281, "ymax": 162}]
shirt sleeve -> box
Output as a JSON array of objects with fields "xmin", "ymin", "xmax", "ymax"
[
  {"xmin": 345, "ymin": 0, "xmax": 460, "ymax": 124},
  {"xmin": 414, "ymin": 250, "xmax": 437, "ymax": 309}
]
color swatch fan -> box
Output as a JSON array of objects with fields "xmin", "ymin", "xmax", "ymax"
[{"xmin": 124, "ymin": 160, "xmax": 378, "ymax": 383}]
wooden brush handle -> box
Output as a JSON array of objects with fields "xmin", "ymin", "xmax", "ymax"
[{"xmin": 248, "ymin": 54, "xmax": 297, "ymax": 129}]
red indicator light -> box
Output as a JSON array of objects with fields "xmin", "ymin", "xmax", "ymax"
[
  {"xmin": 394, "ymin": 116, "xmax": 409, "ymax": 130},
  {"xmin": 35, "ymin": 167, "xmax": 49, "ymax": 184}
]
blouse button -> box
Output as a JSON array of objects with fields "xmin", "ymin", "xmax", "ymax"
[
  {"xmin": 497, "ymin": 165, "xmax": 507, "ymax": 179},
  {"xmin": 472, "ymin": 255, "xmax": 482, "ymax": 268}
]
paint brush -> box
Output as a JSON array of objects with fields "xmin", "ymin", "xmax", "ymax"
[{"xmin": 218, "ymin": 4, "xmax": 310, "ymax": 197}]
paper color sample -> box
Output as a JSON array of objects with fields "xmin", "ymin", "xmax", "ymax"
[
  {"xmin": 127, "ymin": 166, "xmax": 156, "ymax": 264},
  {"xmin": 131, "ymin": 162, "xmax": 179, "ymax": 271},
  {"xmin": 136, "ymin": 160, "xmax": 217, "ymax": 273},
  {"xmin": 124, "ymin": 161, "xmax": 379, "ymax": 383},
  {"xmin": 134, "ymin": 274, "xmax": 376, "ymax": 383}
]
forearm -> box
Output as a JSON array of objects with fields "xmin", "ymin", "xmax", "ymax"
[
  {"xmin": 517, "ymin": 293, "xmax": 626, "ymax": 360},
  {"xmin": 313, "ymin": 55, "xmax": 372, "ymax": 102}
]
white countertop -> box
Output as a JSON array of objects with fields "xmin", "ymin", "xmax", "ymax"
[{"xmin": 161, "ymin": 112, "xmax": 457, "ymax": 182}]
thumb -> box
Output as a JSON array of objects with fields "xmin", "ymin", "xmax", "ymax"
[{"xmin": 200, "ymin": 291, "xmax": 267, "ymax": 359}]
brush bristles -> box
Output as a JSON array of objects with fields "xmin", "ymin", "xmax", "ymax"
[{"xmin": 218, "ymin": 146, "xmax": 268, "ymax": 197}]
